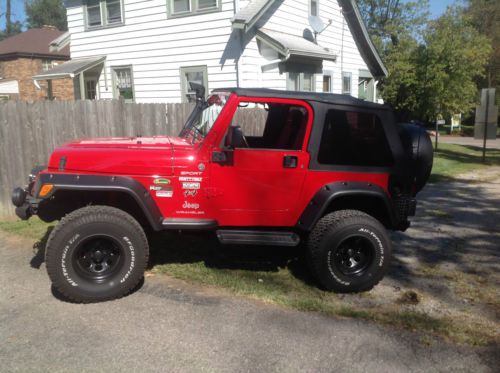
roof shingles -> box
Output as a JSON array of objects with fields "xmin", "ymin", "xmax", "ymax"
[{"xmin": 0, "ymin": 28, "xmax": 70, "ymax": 60}]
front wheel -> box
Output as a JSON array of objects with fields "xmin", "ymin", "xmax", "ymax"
[
  {"xmin": 45, "ymin": 206, "xmax": 149, "ymax": 303},
  {"xmin": 307, "ymin": 210, "xmax": 391, "ymax": 292}
]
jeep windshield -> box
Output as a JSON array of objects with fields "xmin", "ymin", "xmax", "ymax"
[{"xmin": 180, "ymin": 94, "xmax": 229, "ymax": 143}]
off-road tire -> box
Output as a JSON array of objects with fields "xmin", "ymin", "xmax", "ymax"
[
  {"xmin": 45, "ymin": 205, "xmax": 149, "ymax": 303},
  {"xmin": 307, "ymin": 210, "xmax": 391, "ymax": 292}
]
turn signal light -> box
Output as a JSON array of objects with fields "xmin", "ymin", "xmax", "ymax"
[{"xmin": 39, "ymin": 184, "xmax": 54, "ymax": 197}]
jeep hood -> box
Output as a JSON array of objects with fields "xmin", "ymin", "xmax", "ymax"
[{"xmin": 47, "ymin": 136, "xmax": 196, "ymax": 176}]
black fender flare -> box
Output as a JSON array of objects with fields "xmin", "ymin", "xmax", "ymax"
[
  {"xmin": 34, "ymin": 173, "xmax": 163, "ymax": 230},
  {"xmin": 296, "ymin": 181, "xmax": 396, "ymax": 231}
]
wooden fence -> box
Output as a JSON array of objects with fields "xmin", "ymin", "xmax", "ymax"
[
  {"xmin": 0, "ymin": 100, "xmax": 195, "ymax": 216},
  {"xmin": 0, "ymin": 99, "xmax": 266, "ymax": 216}
]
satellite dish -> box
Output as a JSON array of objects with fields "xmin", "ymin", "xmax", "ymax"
[{"xmin": 308, "ymin": 15, "xmax": 325, "ymax": 33}]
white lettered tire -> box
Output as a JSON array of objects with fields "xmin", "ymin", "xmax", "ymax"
[
  {"xmin": 45, "ymin": 206, "xmax": 149, "ymax": 303},
  {"xmin": 307, "ymin": 210, "xmax": 391, "ymax": 292}
]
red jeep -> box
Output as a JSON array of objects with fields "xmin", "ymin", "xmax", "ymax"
[{"xmin": 12, "ymin": 87, "xmax": 433, "ymax": 302}]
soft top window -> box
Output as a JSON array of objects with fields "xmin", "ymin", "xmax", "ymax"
[
  {"xmin": 233, "ymin": 102, "xmax": 308, "ymax": 150},
  {"xmin": 318, "ymin": 110, "xmax": 393, "ymax": 167}
]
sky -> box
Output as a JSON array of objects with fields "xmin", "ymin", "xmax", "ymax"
[
  {"xmin": 428, "ymin": 0, "xmax": 458, "ymax": 18},
  {"xmin": 1, "ymin": 0, "xmax": 460, "ymax": 29}
]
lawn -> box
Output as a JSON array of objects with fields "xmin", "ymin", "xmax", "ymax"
[
  {"xmin": 430, "ymin": 143, "xmax": 500, "ymax": 182},
  {"xmin": 1, "ymin": 143, "xmax": 499, "ymax": 346}
]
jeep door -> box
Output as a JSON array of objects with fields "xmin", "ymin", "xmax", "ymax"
[{"xmin": 208, "ymin": 97, "xmax": 313, "ymax": 227}]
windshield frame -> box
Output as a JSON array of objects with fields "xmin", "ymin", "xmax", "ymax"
[{"xmin": 179, "ymin": 93, "xmax": 229, "ymax": 144}]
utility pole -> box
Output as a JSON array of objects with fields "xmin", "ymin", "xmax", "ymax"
[{"xmin": 6, "ymin": 0, "xmax": 12, "ymax": 36}]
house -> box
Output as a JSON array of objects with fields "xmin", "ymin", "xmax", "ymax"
[
  {"xmin": 36, "ymin": 0, "xmax": 386, "ymax": 103},
  {"xmin": 0, "ymin": 27, "xmax": 72, "ymax": 100}
]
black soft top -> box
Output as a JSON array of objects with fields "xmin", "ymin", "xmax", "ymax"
[{"xmin": 212, "ymin": 87, "xmax": 390, "ymax": 110}]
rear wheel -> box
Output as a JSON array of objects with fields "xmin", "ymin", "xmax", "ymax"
[
  {"xmin": 307, "ymin": 210, "xmax": 391, "ymax": 292},
  {"xmin": 45, "ymin": 205, "xmax": 149, "ymax": 303}
]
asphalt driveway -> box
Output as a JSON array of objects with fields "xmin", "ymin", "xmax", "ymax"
[{"xmin": 0, "ymin": 230, "xmax": 498, "ymax": 372}]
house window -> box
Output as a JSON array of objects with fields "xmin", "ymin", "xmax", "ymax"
[
  {"xmin": 342, "ymin": 72, "xmax": 352, "ymax": 94},
  {"xmin": 85, "ymin": 79, "xmax": 98, "ymax": 99},
  {"xmin": 323, "ymin": 75, "xmax": 332, "ymax": 92},
  {"xmin": 180, "ymin": 66, "xmax": 208, "ymax": 103},
  {"xmin": 42, "ymin": 60, "xmax": 55, "ymax": 71},
  {"xmin": 310, "ymin": 0, "xmax": 319, "ymax": 17},
  {"xmin": 287, "ymin": 73, "xmax": 315, "ymax": 92},
  {"xmin": 358, "ymin": 78, "xmax": 369, "ymax": 100},
  {"xmin": 86, "ymin": 0, "xmax": 123, "ymax": 29},
  {"xmin": 112, "ymin": 66, "xmax": 134, "ymax": 102},
  {"xmin": 169, "ymin": 0, "xmax": 220, "ymax": 17}
]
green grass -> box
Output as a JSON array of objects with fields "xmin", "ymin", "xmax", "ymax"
[
  {"xmin": 0, "ymin": 217, "xmax": 53, "ymax": 239},
  {"xmin": 430, "ymin": 143, "xmax": 500, "ymax": 182}
]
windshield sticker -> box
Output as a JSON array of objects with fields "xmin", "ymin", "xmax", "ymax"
[
  {"xmin": 184, "ymin": 190, "xmax": 197, "ymax": 197},
  {"xmin": 179, "ymin": 177, "xmax": 202, "ymax": 182},
  {"xmin": 153, "ymin": 178, "xmax": 170, "ymax": 185},
  {"xmin": 182, "ymin": 182, "xmax": 200, "ymax": 189}
]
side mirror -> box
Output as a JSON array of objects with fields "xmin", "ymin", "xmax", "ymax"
[
  {"xmin": 226, "ymin": 126, "xmax": 247, "ymax": 148},
  {"xmin": 189, "ymin": 82, "xmax": 205, "ymax": 101}
]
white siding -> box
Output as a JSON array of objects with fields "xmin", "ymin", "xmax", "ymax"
[
  {"xmin": 67, "ymin": 0, "xmax": 373, "ymax": 102},
  {"xmin": 0, "ymin": 80, "xmax": 19, "ymax": 94},
  {"xmin": 67, "ymin": 0, "xmax": 239, "ymax": 103},
  {"xmin": 239, "ymin": 0, "xmax": 370, "ymax": 96}
]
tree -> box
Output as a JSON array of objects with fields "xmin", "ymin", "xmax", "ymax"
[
  {"xmin": 464, "ymin": 0, "xmax": 500, "ymax": 91},
  {"xmin": 357, "ymin": 0, "xmax": 430, "ymax": 119},
  {"xmin": 357, "ymin": 0, "xmax": 429, "ymax": 49},
  {"xmin": 25, "ymin": 0, "xmax": 67, "ymax": 31},
  {"xmin": 0, "ymin": 0, "xmax": 22, "ymax": 40},
  {"xmin": 415, "ymin": 8, "xmax": 491, "ymax": 121}
]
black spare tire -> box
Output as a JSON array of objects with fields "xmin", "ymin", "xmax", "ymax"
[{"xmin": 398, "ymin": 123, "xmax": 434, "ymax": 193}]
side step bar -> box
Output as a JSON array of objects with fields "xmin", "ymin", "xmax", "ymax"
[{"xmin": 216, "ymin": 230, "xmax": 300, "ymax": 247}]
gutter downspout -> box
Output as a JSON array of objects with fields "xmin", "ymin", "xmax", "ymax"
[{"xmin": 233, "ymin": 0, "xmax": 241, "ymax": 88}]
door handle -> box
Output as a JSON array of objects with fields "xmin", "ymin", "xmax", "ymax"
[{"xmin": 283, "ymin": 155, "xmax": 298, "ymax": 168}]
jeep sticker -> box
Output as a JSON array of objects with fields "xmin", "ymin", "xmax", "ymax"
[
  {"xmin": 184, "ymin": 190, "xmax": 197, "ymax": 197},
  {"xmin": 156, "ymin": 190, "xmax": 173, "ymax": 198},
  {"xmin": 182, "ymin": 182, "xmax": 200, "ymax": 189},
  {"xmin": 182, "ymin": 201, "xmax": 200, "ymax": 209},
  {"xmin": 153, "ymin": 178, "xmax": 170, "ymax": 185},
  {"xmin": 179, "ymin": 177, "xmax": 202, "ymax": 182}
]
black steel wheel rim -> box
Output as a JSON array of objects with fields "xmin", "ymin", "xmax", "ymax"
[
  {"xmin": 332, "ymin": 235, "xmax": 375, "ymax": 276},
  {"xmin": 72, "ymin": 235, "xmax": 124, "ymax": 283}
]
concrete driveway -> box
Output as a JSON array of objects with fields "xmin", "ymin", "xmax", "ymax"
[{"xmin": 0, "ymin": 231, "xmax": 498, "ymax": 372}]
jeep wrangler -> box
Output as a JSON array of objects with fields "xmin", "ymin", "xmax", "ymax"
[{"xmin": 12, "ymin": 87, "xmax": 433, "ymax": 303}]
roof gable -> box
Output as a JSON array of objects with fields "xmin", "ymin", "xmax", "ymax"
[
  {"xmin": 231, "ymin": 0, "xmax": 387, "ymax": 78},
  {"xmin": 0, "ymin": 28, "xmax": 70, "ymax": 60}
]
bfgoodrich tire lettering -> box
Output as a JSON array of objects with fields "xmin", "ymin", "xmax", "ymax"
[
  {"xmin": 307, "ymin": 210, "xmax": 392, "ymax": 292},
  {"xmin": 45, "ymin": 206, "xmax": 149, "ymax": 303}
]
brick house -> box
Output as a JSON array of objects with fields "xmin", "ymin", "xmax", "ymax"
[{"xmin": 0, "ymin": 27, "xmax": 73, "ymax": 101}]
